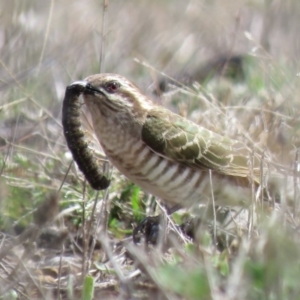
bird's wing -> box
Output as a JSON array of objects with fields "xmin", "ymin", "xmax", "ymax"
[{"xmin": 141, "ymin": 107, "xmax": 261, "ymax": 181}]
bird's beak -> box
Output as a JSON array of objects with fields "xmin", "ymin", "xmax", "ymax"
[
  {"xmin": 69, "ymin": 80, "xmax": 87, "ymax": 88},
  {"xmin": 84, "ymin": 82, "xmax": 106, "ymax": 97},
  {"xmin": 66, "ymin": 80, "xmax": 87, "ymax": 95},
  {"xmin": 67, "ymin": 80, "xmax": 104, "ymax": 96}
]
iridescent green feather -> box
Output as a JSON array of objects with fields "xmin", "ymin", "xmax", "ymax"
[{"xmin": 141, "ymin": 107, "xmax": 261, "ymax": 182}]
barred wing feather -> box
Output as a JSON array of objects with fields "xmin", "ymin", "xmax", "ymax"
[{"xmin": 141, "ymin": 107, "xmax": 261, "ymax": 182}]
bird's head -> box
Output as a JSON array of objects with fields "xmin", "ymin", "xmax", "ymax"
[{"xmin": 71, "ymin": 74, "xmax": 153, "ymax": 124}]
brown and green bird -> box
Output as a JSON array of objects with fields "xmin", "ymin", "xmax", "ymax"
[{"xmin": 64, "ymin": 74, "xmax": 264, "ymax": 211}]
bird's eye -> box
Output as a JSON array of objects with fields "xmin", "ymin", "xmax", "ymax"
[{"xmin": 104, "ymin": 81, "xmax": 120, "ymax": 93}]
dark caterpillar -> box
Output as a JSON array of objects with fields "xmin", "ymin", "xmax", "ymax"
[{"xmin": 62, "ymin": 81, "xmax": 110, "ymax": 190}]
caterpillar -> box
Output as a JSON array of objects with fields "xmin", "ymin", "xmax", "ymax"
[{"xmin": 62, "ymin": 81, "xmax": 110, "ymax": 190}]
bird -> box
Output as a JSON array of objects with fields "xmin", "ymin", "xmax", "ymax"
[{"xmin": 64, "ymin": 73, "xmax": 265, "ymax": 213}]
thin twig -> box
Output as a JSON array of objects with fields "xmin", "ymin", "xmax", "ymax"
[
  {"xmin": 81, "ymin": 181, "xmax": 88, "ymax": 279},
  {"xmin": 248, "ymin": 149, "xmax": 255, "ymax": 237},
  {"xmin": 209, "ymin": 170, "xmax": 217, "ymax": 246},
  {"xmin": 293, "ymin": 149, "xmax": 299, "ymax": 217},
  {"xmin": 58, "ymin": 161, "xmax": 73, "ymax": 192},
  {"xmin": 57, "ymin": 243, "xmax": 65, "ymax": 300},
  {"xmin": 0, "ymin": 97, "xmax": 27, "ymax": 111},
  {"xmin": 37, "ymin": 0, "xmax": 54, "ymax": 75},
  {"xmin": 87, "ymin": 191, "xmax": 100, "ymax": 265},
  {"xmin": 99, "ymin": 0, "xmax": 109, "ymax": 73},
  {"xmin": 260, "ymin": 151, "xmax": 265, "ymax": 214}
]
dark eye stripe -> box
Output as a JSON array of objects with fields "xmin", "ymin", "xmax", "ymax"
[{"xmin": 86, "ymin": 83, "xmax": 101, "ymax": 93}]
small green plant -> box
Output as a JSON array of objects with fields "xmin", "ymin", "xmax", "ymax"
[{"xmin": 81, "ymin": 275, "xmax": 94, "ymax": 300}]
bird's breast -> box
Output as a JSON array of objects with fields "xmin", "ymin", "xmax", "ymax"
[
  {"xmin": 93, "ymin": 118, "xmax": 251, "ymax": 208},
  {"xmin": 94, "ymin": 124, "xmax": 209, "ymax": 206}
]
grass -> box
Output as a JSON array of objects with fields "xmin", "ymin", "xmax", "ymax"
[{"xmin": 1, "ymin": 0, "xmax": 300, "ymax": 299}]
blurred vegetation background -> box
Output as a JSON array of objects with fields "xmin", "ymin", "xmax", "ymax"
[{"xmin": 1, "ymin": 0, "xmax": 300, "ymax": 299}]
